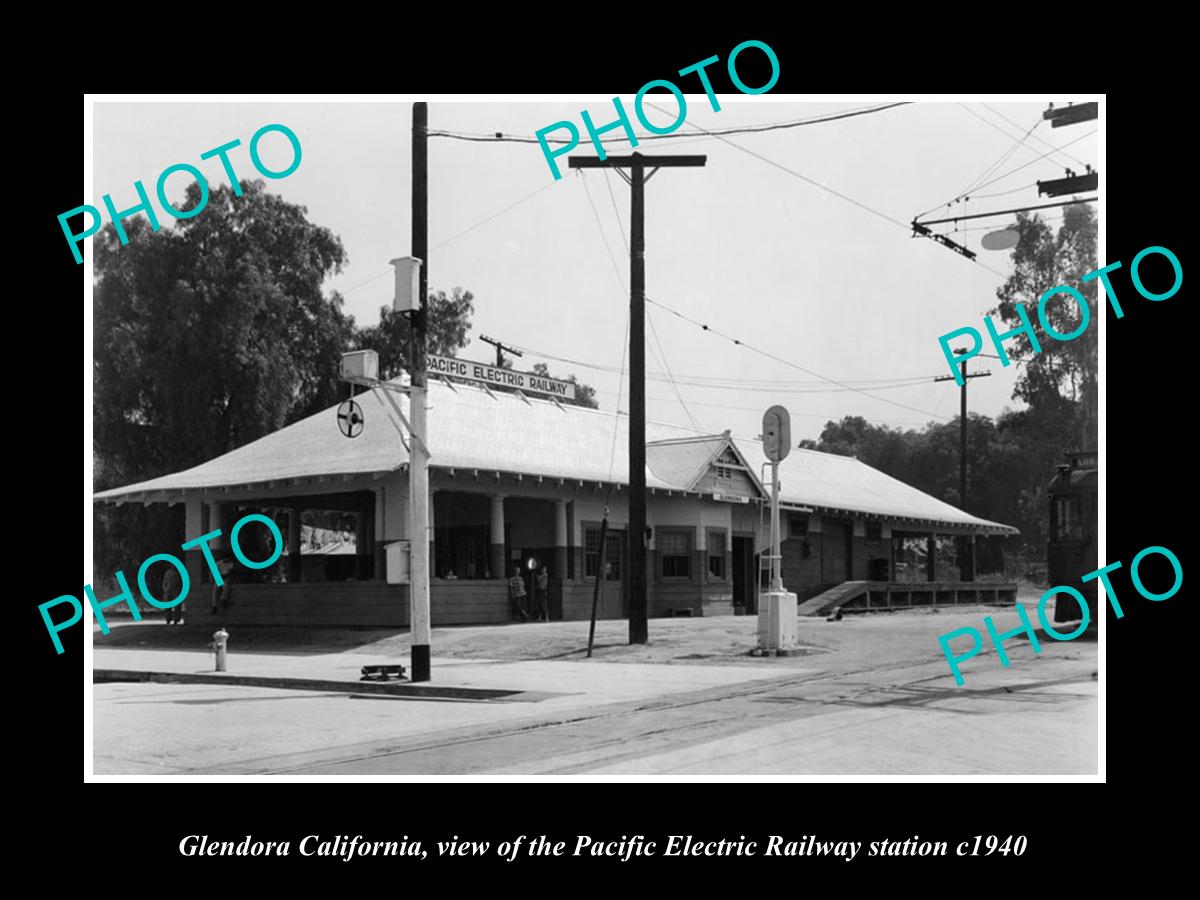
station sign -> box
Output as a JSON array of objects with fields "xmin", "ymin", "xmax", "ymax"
[{"xmin": 428, "ymin": 355, "xmax": 576, "ymax": 400}]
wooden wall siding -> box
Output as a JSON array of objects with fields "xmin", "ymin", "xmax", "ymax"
[
  {"xmin": 649, "ymin": 582, "xmax": 734, "ymax": 616},
  {"xmin": 561, "ymin": 582, "xmax": 602, "ymax": 621},
  {"xmin": 821, "ymin": 521, "xmax": 851, "ymax": 582},
  {"xmin": 781, "ymin": 535, "xmax": 822, "ymax": 595},
  {"xmin": 189, "ymin": 559, "xmax": 783, "ymax": 628},
  {"xmin": 561, "ymin": 581, "xmax": 737, "ymax": 620},
  {"xmin": 694, "ymin": 469, "xmax": 757, "ymax": 497},
  {"xmin": 431, "ymin": 581, "xmax": 512, "ymax": 625},
  {"xmin": 198, "ymin": 580, "xmax": 519, "ymax": 627},
  {"xmin": 852, "ymin": 536, "xmax": 890, "ymax": 580},
  {"xmin": 700, "ymin": 586, "xmax": 735, "ymax": 617},
  {"xmin": 200, "ymin": 582, "xmax": 407, "ymax": 627},
  {"xmin": 777, "ymin": 532, "xmax": 893, "ymax": 598}
]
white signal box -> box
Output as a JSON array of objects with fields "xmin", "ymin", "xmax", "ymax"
[
  {"xmin": 386, "ymin": 540, "xmax": 411, "ymax": 584},
  {"xmin": 390, "ymin": 256, "xmax": 423, "ymax": 312},
  {"xmin": 340, "ymin": 349, "xmax": 379, "ymax": 381}
]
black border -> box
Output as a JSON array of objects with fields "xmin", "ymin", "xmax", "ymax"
[{"xmin": 26, "ymin": 29, "xmax": 1188, "ymax": 882}]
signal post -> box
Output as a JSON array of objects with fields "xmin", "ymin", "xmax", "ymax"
[{"xmin": 759, "ymin": 405, "xmax": 798, "ymax": 653}]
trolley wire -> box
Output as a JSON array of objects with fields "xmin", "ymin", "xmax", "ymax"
[{"xmin": 427, "ymin": 102, "xmax": 912, "ymax": 147}]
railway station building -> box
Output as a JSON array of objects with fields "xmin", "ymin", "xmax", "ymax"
[{"xmin": 94, "ymin": 377, "xmax": 1018, "ymax": 626}]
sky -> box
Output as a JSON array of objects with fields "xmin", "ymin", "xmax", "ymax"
[{"xmin": 91, "ymin": 97, "xmax": 1100, "ymax": 446}]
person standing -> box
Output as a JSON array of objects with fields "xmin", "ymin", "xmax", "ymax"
[
  {"xmin": 534, "ymin": 565, "xmax": 550, "ymax": 621},
  {"xmin": 162, "ymin": 565, "xmax": 184, "ymax": 625},
  {"xmin": 211, "ymin": 553, "xmax": 235, "ymax": 614},
  {"xmin": 508, "ymin": 566, "xmax": 528, "ymax": 622}
]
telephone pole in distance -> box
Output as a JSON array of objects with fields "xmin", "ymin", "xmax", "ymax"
[{"xmin": 935, "ymin": 348, "xmax": 990, "ymax": 581}]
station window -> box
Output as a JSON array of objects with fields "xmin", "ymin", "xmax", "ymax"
[
  {"xmin": 584, "ymin": 528, "xmax": 622, "ymax": 581},
  {"xmin": 707, "ymin": 528, "xmax": 727, "ymax": 580},
  {"xmin": 584, "ymin": 528, "xmax": 602, "ymax": 578},
  {"xmin": 659, "ymin": 529, "xmax": 692, "ymax": 579}
]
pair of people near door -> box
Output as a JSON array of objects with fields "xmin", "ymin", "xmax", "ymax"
[{"xmin": 509, "ymin": 566, "xmax": 550, "ymax": 621}]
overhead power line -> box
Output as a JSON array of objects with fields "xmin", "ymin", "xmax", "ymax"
[
  {"xmin": 337, "ymin": 180, "xmax": 558, "ymax": 297},
  {"xmin": 506, "ymin": 341, "xmax": 954, "ymax": 389},
  {"xmin": 917, "ymin": 196, "xmax": 1096, "ymax": 226},
  {"xmin": 429, "ymin": 181, "xmax": 557, "ymax": 253},
  {"xmin": 576, "ymin": 169, "xmax": 703, "ymax": 431},
  {"xmin": 563, "ymin": 164, "xmax": 959, "ymax": 420},
  {"xmin": 510, "ymin": 344, "xmax": 956, "ymax": 394},
  {"xmin": 590, "ymin": 387, "xmax": 946, "ymax": 428},
  {"xmin": 978, "ymin": 103, "xmax": 1090, "ymax": 168},
  {"xmin": 915, "ymin": 127, "xmax": 1099, "ymax": 224},
  {"xmin": 596, "ymin": 165, "xmax": 701, "ymax": 430},
  {"xmin": 644, "ymin": 101, "xmax": 1009, "ymax": 281},
  {"xmin": 607, "ymin": 309, "xmax": 630, "ymax": 482},
  {"xmin": 427, "ymin": 102, "xmax": 912, "ymax": 147},
  {"xmin": 962, "ymin": 181, "xmax": 1038, "ymax": 201},
  {"xmin": 952, "ymin": 106, "xmax": 1044, "ymax": 202},
  {"xmin": 956, "ymin": 128, "xmax": 1098, "ymax": 198},
  {"xmin": 638, "ymin": 295, "xmax": 952, "ymax": 421},
  {"xmin": 648, "ymin": 99, "xmax": 910, "ymax": 232}
]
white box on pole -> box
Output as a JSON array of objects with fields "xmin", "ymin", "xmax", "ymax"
[
  {"xmin": 340, "ymin": 349, "xmax": 379, "ymax": 381},
  {"xmin": 390, "ymin": 256, "xmax": 422, "ymax": 312},
  {"xmin": 385, "ymin": 540, "xmax": 411, "ymax": 584}
]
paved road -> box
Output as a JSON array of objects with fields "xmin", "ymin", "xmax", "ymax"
[
  {"xmin": 93, "ymin": 611, "xmax": 1098, "ymax": 776},
  {"xmin": 273, "ymin": 654, "xmax": 1095, "ymax": 775}
]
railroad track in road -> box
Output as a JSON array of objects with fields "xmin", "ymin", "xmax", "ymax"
[{"xmin": 218, "ymin": 648, "xmax": 1093, "ymax": 775}]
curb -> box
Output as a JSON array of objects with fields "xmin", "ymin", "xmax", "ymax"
[{"xmin": 93, "ymin": 669, "xmax": 530, "ymax": 701}]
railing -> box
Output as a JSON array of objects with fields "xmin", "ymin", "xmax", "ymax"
[{"xmin": 798, "ymin": 580, "xmax": 1019, "ymax": 617}]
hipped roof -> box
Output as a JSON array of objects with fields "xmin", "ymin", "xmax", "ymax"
[{"xmin": 94, "ymin": 378, "xmax": 1017, "ymax": 535}]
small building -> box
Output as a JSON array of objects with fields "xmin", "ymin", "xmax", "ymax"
[{"xmin": 93, "ymin": 378, "xmax": 1018, "ymax": 625}]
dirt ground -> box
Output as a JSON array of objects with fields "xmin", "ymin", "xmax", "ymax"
[{"xmin": 94, "ymin": 600, "xmax": 1073, "ymax": 673}]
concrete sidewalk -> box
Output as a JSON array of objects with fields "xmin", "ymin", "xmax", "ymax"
[
  {"xmin": 93, "ymin": 646, "xmax": 800, "ymax": 704},
  {"xmin": 92, "ymin": 647, "xmax": 815, "ymax": 774}
]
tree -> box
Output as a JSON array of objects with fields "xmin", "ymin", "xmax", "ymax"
[
  {"xmin": 93, "ymin": 179, "xmax": 354, "ymax": 575},
  {"xmin": 531, "ymin": 362, "xmax": 599, "ymax": 409},
  {"xmin": 356, "ymin": 287, "xmax": 475, "ymax": 380},
  {"xmin": 804, "ymin": 412, "xmax": 1065, "ymax": 567},
  {"xmin": 990, "ymin": 203, "xmax": 1098, "ymax": 448},
  {"xmin": 94, "ymin": 179, "xmax": 353, "ymax": 484}
]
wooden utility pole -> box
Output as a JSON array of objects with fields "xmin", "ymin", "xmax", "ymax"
[
  {"xmin": 479, "ymin": 333, "xmax": 523, "ymax": 368},
  {"xmin": 409, "ymin": 101, "xmax": 431, "ymax": 681},
  {"xmin": 935, "ymin": 350, "xmax": 990, "ymax": 581},
  {"xmin": 568, "ymin": 153, "xmax": 706, "ymax": 644}
]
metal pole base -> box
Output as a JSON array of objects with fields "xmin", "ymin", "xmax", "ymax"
[
  {"xmin": 411, "ymin": 644, "xmax": 431, "ymax": 682},
  {"xmin": 757, "ymin": 590, "xmax": 799, "ymax": 651}
]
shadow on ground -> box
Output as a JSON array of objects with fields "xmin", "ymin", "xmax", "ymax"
[{"xmin": 93, "ymin": 623, "xmax": 403, "ymax": 655}]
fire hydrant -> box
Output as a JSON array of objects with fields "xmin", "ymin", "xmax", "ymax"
[{"xmin": 211, "ymin": 628, "xmax": 229, "ymax": 672}]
